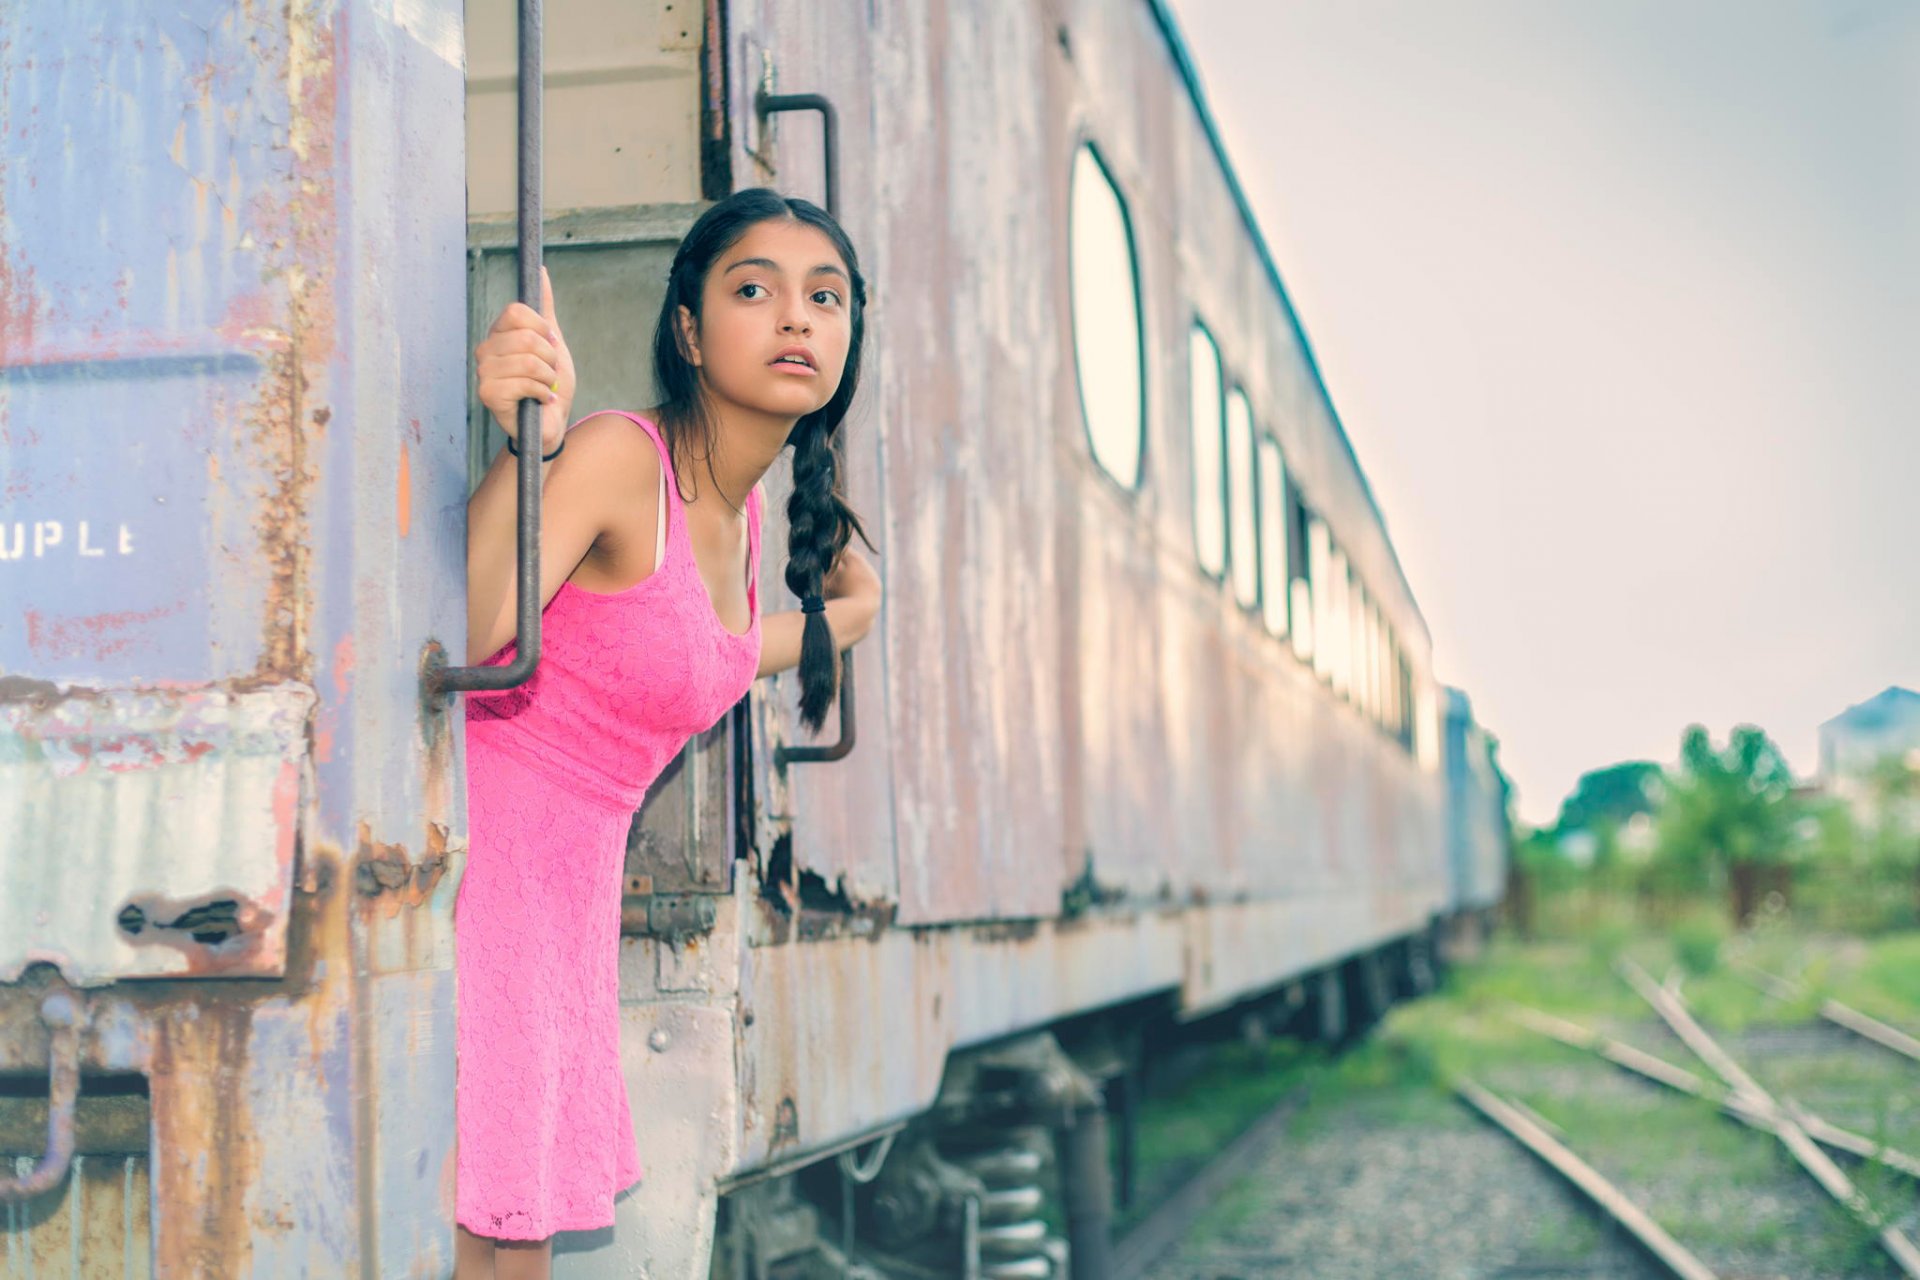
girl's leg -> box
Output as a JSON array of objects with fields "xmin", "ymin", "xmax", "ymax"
[
  {"xmin": 493, "ymin": 1235, "xmax": 555, "ymax": 1280},
  {"xmin": 454, "ymin": 1224, "xmax": 495, "ymax": 1278}
]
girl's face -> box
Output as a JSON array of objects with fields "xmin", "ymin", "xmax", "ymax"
[{"xmin": 681, "ymin": 218, "xmax": 854, "ymax": 426}]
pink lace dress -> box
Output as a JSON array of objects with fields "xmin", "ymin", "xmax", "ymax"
[{"xmin": 455, "ymin": 411, "xmax": 762, "ymax": 1240}]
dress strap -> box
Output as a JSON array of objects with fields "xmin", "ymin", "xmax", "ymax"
[
  {"xmin": 584, "ymin": 411, "xmax": 680, "ymax": 569},
  {"xmin": 745, "ymin": 486, "xmax": 762, "ymax": 616}
]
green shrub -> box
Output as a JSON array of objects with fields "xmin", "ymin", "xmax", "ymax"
[{"xmin": 1673, "ymin": 915, "xmax": 1726, "ymax": 976}]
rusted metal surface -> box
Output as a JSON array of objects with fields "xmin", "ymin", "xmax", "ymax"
[
  {"xmin": 0, "ymin": 683, "xmax": 313, "ymax": 986},
  {"xmin": 726, "ymin": 0, "xmax": 905, "ymax": 924},
  {"xmin": 717, "ymin": 0, "xmax": 1446, "ymax": 934},
  {"xmin": 2, "ymin": 1154, "xmax": 154, "ymax": 1280}
]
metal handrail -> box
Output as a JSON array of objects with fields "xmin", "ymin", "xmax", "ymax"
[
  {"xmin": 0, "ymin": 993, "xmax": 81, "ymax": 1202},
  {"xmin": 759, "ymin": 89, "xmax": 858, "ymax": 766},
  {"xmin": 434, "ymin": 0, "xmax": 545, "ymax": 695}
]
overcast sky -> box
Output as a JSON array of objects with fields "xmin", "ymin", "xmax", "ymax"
[{"xmin": 1163, "ymin": 0, "xmax": 1918, "ymax": 823}]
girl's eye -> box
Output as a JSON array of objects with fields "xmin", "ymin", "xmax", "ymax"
[
  {"xmin": 811, "ymin": 289, "xmax": 842, "ymax": 307},
  {"xmin": 737, "ymin": 283, "xmax": 767, "ymax": 300}
]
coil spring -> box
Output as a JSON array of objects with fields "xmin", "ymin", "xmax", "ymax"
[{"xmin": 953, "ymin": 1127, "xmax": 1054, "ymax": 1279}]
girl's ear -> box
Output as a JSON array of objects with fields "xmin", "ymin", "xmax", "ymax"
[{"xmin": 676, "ymin": 304, "xmax": 702, "ymax": 367}]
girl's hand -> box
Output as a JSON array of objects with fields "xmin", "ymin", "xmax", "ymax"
[
  {"xmin": 475, "ymin": 266, "xmax": 575, "ymax": 453},
  {"xmin": 824, "ymin": 545, "xmax": 881, "ymax": 614},
  {"xmin": 754, "ymin": 546, "xmax": 882, "ymax": 680}
]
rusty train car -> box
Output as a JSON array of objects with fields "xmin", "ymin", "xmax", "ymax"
[{"xmin": 0, "ymin": 0, "xmax": 1505, "ymax": 1275}]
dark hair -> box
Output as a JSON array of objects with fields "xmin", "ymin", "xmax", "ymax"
[{"xmin": 651, "ymin": 188, "xmax": 872, "ymax": 733}]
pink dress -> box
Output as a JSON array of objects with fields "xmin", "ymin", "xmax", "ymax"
[{"xmin": 455, "ymin": 411, "xmax": 762, "ymax": 1240}]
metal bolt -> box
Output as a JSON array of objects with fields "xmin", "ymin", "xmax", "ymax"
[{"xmin": 648, "ymin": 1028, "xmax": 671, "ymax": 1053}]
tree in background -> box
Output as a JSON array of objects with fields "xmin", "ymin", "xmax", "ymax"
[
  {"xmin": 1654, "ymin": 724, "xmax": 1799, "ymax": 927},
  {"xmin": 1555, "ymin": 760, "xmax": 1664, "ymax": 879},
  {"xmin": 1863, "ymin": 753, "xmax": 1920, "ymax": 916}
]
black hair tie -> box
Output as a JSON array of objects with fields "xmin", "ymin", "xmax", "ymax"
[
  {"xmin": 800, "ymin": 594, "xmax": 826, "ymax": 615},
  {"xmin": 504, "ymin": 432, "xmax": 565, "ymax": 462}
]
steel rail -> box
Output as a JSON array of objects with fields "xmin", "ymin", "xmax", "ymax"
[
  {"xmin": 1456, "ymin": 1079, "xmax": 1720, "ymax": 1280},
  {"xmin": 1618, "ymin": 958, "xmax": 1920, "ymax": 1279},
  {"xmin": 1737, "ymin": 963, "xmax": 1920, "ymax": 1067},
  {"xmin": 1511, "ymin": 1005, "xmax": 1920, "ymax": 1182}
]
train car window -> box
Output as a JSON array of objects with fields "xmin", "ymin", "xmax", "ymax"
[
  {"xmin": 1329, "ymin": 545, "xmax": 1351, "ymax": 700},
  {"xmin": 1368, "ymin": 602, "xmax": 1384, "ymax": 725},
  {"xmin": 1365, "ymin": 593, "xmax": 1380, "ymax": 722},
  {"xmin": 1257, "ymin": 435, "xmax": 1288, "ymax": 637},
  {"xmin": 1353, "ymin": 582, "xmax": 1371, "ymax": 719},
  {"xmin": 1382, "ymin": 606, "xmax": 1397, "ymax": 725},
  {"xmin": 1350, "ymin": 572, "xmax": 1368, "ymax": 714},
  {"xmin": 1188, "ymin": 325, "xmax": 1227, "ymax": 576},
  {"xmin": 1384, "ymin": 628, "xmax": 1398, "ymax": 733},
  {"xmin": 1399, "ymin": 655, "xmax": 1416, "ymax": 751},
  {"xmin": 1289, "ymin": 485, "xmax": 1314, "ymax": 663},
  {"xmin": 1308, "ymin": 517, "xmax": 1333, "ymax": 684},
  {"xmin": 1069, "ymin": 144, "xmax": 1145, "ymax": 489},
  {"xmin": 1226, "ymin": 387, "xmax": 1259, "ymax": 610}
]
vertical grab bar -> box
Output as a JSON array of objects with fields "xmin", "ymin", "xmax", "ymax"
[
  {"xmin": 434, "ymin": 0, "xmax": 545, "ymax": 695},
  {"xmin": 759, "ymin": 91, "xmax": 858, "ymax": 766},
  {"xmin": 0, "ymin": 993, "xmax": 80, "ymax": 1202}
]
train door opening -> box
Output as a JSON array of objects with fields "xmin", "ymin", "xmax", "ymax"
[{"xmin": 462, "ymin": 0, "xmax": 739, "ymax": 909}]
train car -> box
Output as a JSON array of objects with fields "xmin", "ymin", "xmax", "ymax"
[
  {"xmin": 1442, "ymin": 687, "xmax": 1513, "ymax": 951},
  {"xmin": 0, "ymin": 0, "xmax": 1494, "ymax": 1276}
]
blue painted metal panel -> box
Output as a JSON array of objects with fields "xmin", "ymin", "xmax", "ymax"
[
  {"xmin": 0, "ymin": 0, "xmax": 315, "ymax": 686},
  {"xmin": 0, "ymin": 1, "xmax": 469, "ymax": 1273}
]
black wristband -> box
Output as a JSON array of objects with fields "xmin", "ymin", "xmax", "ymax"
[{"xmin": 505, "ymin": 433, "xmax": 565, "ymax": 462}]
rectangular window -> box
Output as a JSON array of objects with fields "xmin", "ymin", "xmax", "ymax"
[
  {"xmin": 1257, "ymin": 435, "xmax": 1288, "ymax": 637},
  {"xmin": 1226, "ymin": 388, "xmax": 1259, "ymax": 610},
  {"xmin": 1189, "ymin": 326, "xmax": 1226, "ymax": 576}
]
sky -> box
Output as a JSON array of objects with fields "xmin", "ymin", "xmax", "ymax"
[{"xmin": 1162, "ymin": 0, "xmax": 1919, "ymax": 823}]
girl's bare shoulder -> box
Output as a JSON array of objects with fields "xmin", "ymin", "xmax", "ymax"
[{"xmin": 552, "ymin": 411, "xmax": 664, "ymax": 493}]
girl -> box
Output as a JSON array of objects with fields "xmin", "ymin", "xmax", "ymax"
[{"xmin": 454, "ymin": 189, "xmax": 882, "ymax": 1279}]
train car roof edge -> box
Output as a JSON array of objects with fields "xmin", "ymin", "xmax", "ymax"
[{"xmin": 1142, "ymin": 0, "xmax": 1427, "ymax": 639}]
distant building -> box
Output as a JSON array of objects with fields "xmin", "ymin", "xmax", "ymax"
[{"xmin": 1817, "ymin": 686, "xmax": 1920, "ymax": 827}]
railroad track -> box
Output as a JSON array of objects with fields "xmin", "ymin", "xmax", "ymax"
[{"xmin": 1459, "ymin": 958, "xmax": 1920, "ymax": 1280}]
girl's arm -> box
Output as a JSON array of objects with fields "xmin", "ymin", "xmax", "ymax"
[
  {"xmin": 756, "ymin": 545, "xmax": 881, "ymax": 679},
  {"xmin": 465, "ymin": 419, "xmax": 654, "ymax": 664},
  {"xmin": 466, "ymin": 271, "xmax": 658, "ymax": 664}
]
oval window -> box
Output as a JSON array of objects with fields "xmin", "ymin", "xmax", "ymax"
[
  {"xmin": 1069, "ymin": 145, "xmax": 1144, "ymax": 488},
  {"xmin": 1189, "ymin": 325, "xmax": 1226, "ymax": 576},
  {"xmin": 1257, "ymin": 435, "xmax": 1289, "ymax": 636},
  {"xmin": 1226, "ymin": 387, "xmax": 1259, "ymax": 610}
]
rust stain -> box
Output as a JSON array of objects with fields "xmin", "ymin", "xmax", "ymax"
[
  {"xmin": 330, "ymin": 633, "xmax": 354, "ymax": 693},
  {"xmin": 148, "ymin": 1001, "xmax": 260, "ymax": 1277},
  {"xmin": 352, "ymin": 820, "xmax": 450, "ymax": 912},
  {"xmin": 248, "ymin": 2, "xmax": 340, "ymax": 685},
  {"xmin": 116, "ymin": 890, "xmax": 276, "ymax": 968},
  {"xmin": 23, "ymin": 601, "xmax": 185, "ymax": 663},
  {"xmin": 397, "ymin": 440, "xmax": 412, "ymax": 537}
]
